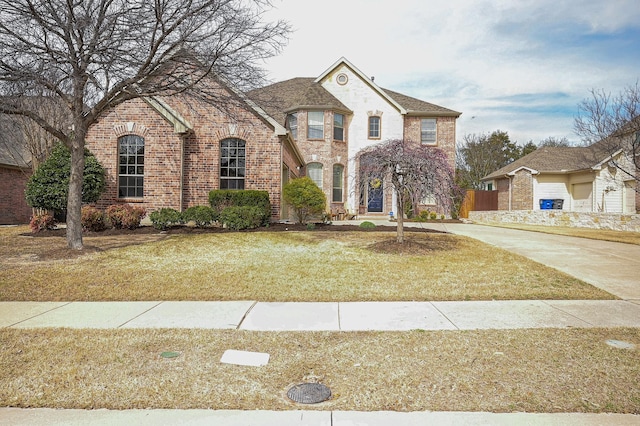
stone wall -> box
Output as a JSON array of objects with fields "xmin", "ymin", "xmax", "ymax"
[{"xmin": 469, "ymin": 210, "xmax": 640, "ymax": 232}]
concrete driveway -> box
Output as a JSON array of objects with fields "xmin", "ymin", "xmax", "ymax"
[{"xmin": 420, "ymin": 222, "xmax": 640, "ymax": 301}]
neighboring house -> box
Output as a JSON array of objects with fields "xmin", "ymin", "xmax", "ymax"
[
  {"xmin": 86, "ymin": 57, "xmax": 460, "ymax": 220},
  {"xmin": 482, "ymin": 140, "xmax": 638, "ymax": 214},
  {"xmin": 0, "ymin": 126, "xmax": 32, "ymax": 224},
  {"xmin": 250, "ymin": 57, "xmax": 461, "ymax": 217}
]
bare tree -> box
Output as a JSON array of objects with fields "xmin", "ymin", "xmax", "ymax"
[
  {"xmin": 0, "ymin": 0, "xmax": 289, "ymax": 249},
  {"xmin": 455, "ymin": 130, "xmax": 521, "ymax": 190},
  {"xmin": 358, "ymin": 139, "xmax": 456, "ymax": 243},
  {"xmin": 574, "ymin": 83, "xmax": 640, "ymax": 187}
]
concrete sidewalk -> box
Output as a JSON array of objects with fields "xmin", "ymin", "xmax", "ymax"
[
  {"xmin": 3, "ymin": 299, "xmax": 640, "ymax": 330},
  {"xmin": 2, "ymin": 408, "xmax": 639, "ymax": 425}
]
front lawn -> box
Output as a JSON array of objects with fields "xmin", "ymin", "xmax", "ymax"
[
  {"xmin": 0, "ymin": 226, "xmax": 612, "ymax": 301},
  {"xmin": 1, "ymin": 327, "xmax": 638, "ymax": 412}
]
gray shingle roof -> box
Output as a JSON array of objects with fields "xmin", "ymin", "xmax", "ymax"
[
  {"xmin": 249, "ymin": 77, "xmax": 461, "ymax": 124},
  {"xmin": 483, "ymin": 141, "xmax": 617, "ymax": 180},
  {"xmin": 0, "ymin": 115, "xmax": 30, "ymax": 168}
]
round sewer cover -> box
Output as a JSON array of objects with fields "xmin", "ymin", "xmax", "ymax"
[{"xmin": 287, "ymin": 383, "xmax": 331, "ymax": 404}]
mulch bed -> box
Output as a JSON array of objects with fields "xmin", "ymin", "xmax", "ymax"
[{"xmin": 26, "ymin": 221, "xmax": 456, "ymax": 238}]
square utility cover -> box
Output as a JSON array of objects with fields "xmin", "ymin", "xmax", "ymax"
[{"xmin": 220, "ymin": 349, "xmax": 270, "ymax": 366}]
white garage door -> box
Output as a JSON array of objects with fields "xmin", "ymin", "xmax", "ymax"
[{"xmin": 572, "ymin": 182, "xmax": 592, "ymax": 212}]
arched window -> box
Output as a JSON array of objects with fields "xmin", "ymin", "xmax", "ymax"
[
  {"xmin": 332, "ymin": 164, "xmax": 344, "ymax": 202},
  {"xmin": 118, "ymin": 135, "xmax": 144, "ymax": 198},
  {"xmin": 307, "ymin": 162, "xmax": 323, "ymax": 187},
  {"xmin": 220, "ymin": 138, "xmax": 246, "ymax": 190}
]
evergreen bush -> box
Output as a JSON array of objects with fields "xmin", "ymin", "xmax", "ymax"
[
  {"xmin": 183, "ymin": 205, "xmax": 218, "ymax": 228},
  {"xmin": 25, "ymin": 143, "xmax": 105, "ymax": 212},
  {"xmin": 209, "ymin": 190, "xmax": 270, "ymax": 225},
  {"xmin": 359, "ymin": 221, "xmax": 376, "ymax": 229},
  {"xmin": 219, "ymin": 206, "xmax": 263, "ymax": 230},
  {"xmin": 282, "ymin": 177, "xmax": 326, "ymax": 224},
  {"xmin": 149, "ymin": 208, "xmax": 183, "ymax": 230}
]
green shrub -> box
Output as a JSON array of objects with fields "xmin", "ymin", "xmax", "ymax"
[
  {"xmin": 440, "ymin": 214, "xmax": 445, "ymax": 220},
  {"xmin": 282, "ymin": 177, "xmax": 326, "ymax": 224},
  {"xmin": 359, "ymin": 221, "xmax": 376, "ymax": 229},
  {"xmin": 220, "ymin": 206, "xmax": 264, "ymax": 230},
  {"xmin": 209, "ymin": 190, "xmax": 271, "ymax": 225},
  {"xmin": 149, "ymin": 208, "xmax": 183, "ymax": 230},
  {"xmin": 106, "ymin": 204, "xmax": 146, "ymax": 229},
  {"xmin": 183, "ymin": 205, "xmax": 218, "ymax": 228},
  {"xmin": 415, "ymin": 210, "xmax": 430, "ymax": 222},
  {"xmin": 81, "ymin": 206, "xmax": 107, "ymax": 232},
  {"xmin": 29, "ymin": 212, "xmax": 56, "ymax": 233},
  {"xmin": 430, "ymin": 211, "xmax": 437, "ymax": 220},
  {"xmin": 306, "ymin": 223, "xmax": 316, "ymax": 230},
  {"xmin": 25, "ymin": 143, "xmax": 105, "ymax": 212}
]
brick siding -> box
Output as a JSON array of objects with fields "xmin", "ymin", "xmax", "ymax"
[
  {"xmin": 0, "ymin": 166, "xmax": 32, "ymax": 224},
  {"xmin": 86, "ymin": 89, "xmax": 302, "ymax": 220}
]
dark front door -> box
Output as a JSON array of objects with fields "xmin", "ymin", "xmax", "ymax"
[{"xmin": 367, "ymin": 182, "xmax": 383, "ymax": 213}]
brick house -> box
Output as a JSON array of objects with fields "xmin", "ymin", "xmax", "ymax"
[
  {"xmin": 250, "ymin": 57, "xmax": 461, "ymax": 217},
  {"xmin": 86, "ymin": 58, "xmax": 460, "ymax": 220},
  {"xmin": 482, "ymin": 140, "xmax": 638, "ymax": 213},
  {"xmin": 86, "ymin": 79, "xmax": 305, "ymax": 220},
  {"xmin": 0, "ymin": 131, "xmax": 32, "ymax": 225}
]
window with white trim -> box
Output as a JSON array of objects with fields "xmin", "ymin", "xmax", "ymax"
[
  {"xmin": 307, "ymin": 162, "xmax": 323, "ymax": 187},
  {"xmin": 368, "ymin": 116, "xmax": 380, "ymax": 139},
  {"xmin": 220, "ymin": 138, "xmax": 246, "ymax": 190},
  {"xmin": 307, "ymin": 111, "xmax": 324, "ymax": 139},
  {"xmin": 421, "ymin": 118, "xmax": 437, "ymax": 145},
  {"xmin": 334, "ymin": 113, "xmax": 344, "ymax": 141},
  {"xmin": 332, "ymin": 164, "xmax": 344, "ymax": 202},
  {"xmin": 118, "ymin": 135, "xmax": 144, "ymax": 198}
]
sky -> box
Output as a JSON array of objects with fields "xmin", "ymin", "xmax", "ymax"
[{"xmin": 262, "ymin": 0, "xmax": 640, "ymax": 146}]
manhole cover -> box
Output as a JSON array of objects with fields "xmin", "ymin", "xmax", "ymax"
[{"xmin": 287, "ymin": 383, "xmax": 331, "ymax": 404}]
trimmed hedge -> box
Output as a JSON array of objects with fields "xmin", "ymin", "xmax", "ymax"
[
  {"xmin": 105, "ymin": 204, "xmax": 146, "ymax": 229},
  {"xmin": 81, "ymin": 206, "xmax": 107, "ymax": 232},
  {"xmin": 209, "ymin": 190, "xmax": 271, "ymax": 226},
  {"xmin": 183, "ymin": 205, "xmax": 218, "ymax": 228},
  {"xmin": 219, "ymin": 206, "xmax": 264, "ymax": 230},
  {"xmin": 149, "ymin": 208, "xmax": 183, "ymax": 231}
]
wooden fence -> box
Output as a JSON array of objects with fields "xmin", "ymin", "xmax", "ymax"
[{"xmin": 459, "ymin": 190, "xmax": 498, "ymax": 218}]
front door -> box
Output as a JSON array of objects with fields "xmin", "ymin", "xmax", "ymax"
[{"xmin": 367, "ymin": 179, "xmax": 383, "ymax": 213}]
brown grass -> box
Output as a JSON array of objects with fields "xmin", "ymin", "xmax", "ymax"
[
  {"xmin": 0, "ymin": 226, "xmax": 612, "ymax": 301},
  {"xmin": 1, "ymin": 328, "xmax": 638, "ymax": 413}
]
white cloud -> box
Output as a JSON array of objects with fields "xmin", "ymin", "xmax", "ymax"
[{"xmin": 263, "ymin": 0, "xmax": 640, "ymax": 145}]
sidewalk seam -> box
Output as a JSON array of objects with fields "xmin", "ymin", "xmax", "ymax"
[
  {"xmin": 236, "ymin": 301, "xmax": 258, "ymax": 330},
  {"xmin": 117, "ymin": 301, "xmax": 164, "ymax": 328},
  {"xmin": 429, "ymin": 302, "xmax": 459, "ymax": 330},
  {"xmin": 541, "ymin": 300, "xmax": 595, "ymax": 327},
  {"xmin": 6, "ymin": 302, "xmax": 72, "ymax": 328}
]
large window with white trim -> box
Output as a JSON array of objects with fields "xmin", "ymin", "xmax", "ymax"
[
  {"xmin": 421, "ymin": 118, "xmax": 437, "ymax": 145},
  {"xmin": 307, "ymin": 111, "xmax": 324, "ymax": 139},
  {"xmin": 118, "ymin": 135, "xmax": 144, "ymax": 198},
  {"xmin": 220, "ymin": 138, "xmax": 246, "ymax": 190}
]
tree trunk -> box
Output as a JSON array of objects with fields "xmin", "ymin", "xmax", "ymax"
[
  {"xmin": 66, "ymin": 130, "xmax": 86, "ymax": 250},
  {"xmin": 396, "ymin": 196, "xmax": 405, "ymax": 244}
]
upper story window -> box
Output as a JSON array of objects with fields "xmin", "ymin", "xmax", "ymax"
[
  {"xmin": 118, "ymin": 135, "xmax": 144, "ymax": 198},
  {"xmin": 307, "ymin": 162, "xmax": 323, "ymax": 187},
  {"xmin": 286, "ymin": 113, "xmax": 298, "ymax": 140},
  {"xmin": 307, "ymin": 111, "xmax": 324, "ymax": 139},
  {"xmin": 220, "ymin": 138, "xmax": 246, "ymax": 190},
  {"xmin": 333, "ymin": 113, "xmax": 344, "ymax": 141},
  {"xmin": 421, "ymin": 118, "xmax": 437, "ymax": 145},
  {"xmin": 368, "ymin": 116, "xmax": 381, "ymax": 139}
]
